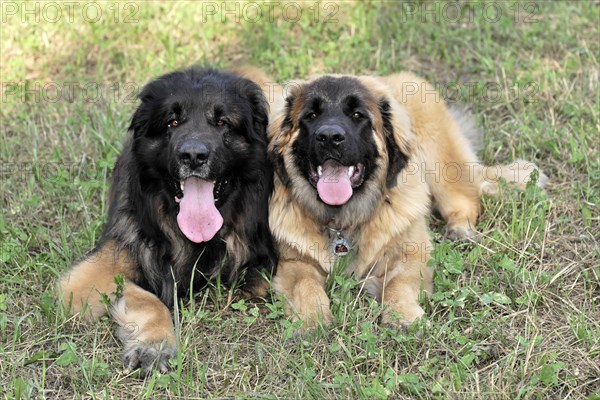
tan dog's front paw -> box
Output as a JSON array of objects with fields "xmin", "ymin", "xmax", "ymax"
[
  {"xmin": 290, "ymin": 301, "xmax": 333, "ymax": 331},
  {"xmin": 122, "ymin": 340, "xmax": 176, "ymax": 375},
  {"xmin": 443, "ymin": 225, "xmax": 477, "ymax": 242},
  {"xmin": 381, "ymin": 304, "xmax": 425, "ymax": 330}
]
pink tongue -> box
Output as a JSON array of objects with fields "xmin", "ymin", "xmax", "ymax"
[
  {"xmin": 176, "ymin": 177, "xmax": 223, "ymax": 243},
  {"xmin": 316, "ymin": 160, "xmax": 353, "ymax": 206}
]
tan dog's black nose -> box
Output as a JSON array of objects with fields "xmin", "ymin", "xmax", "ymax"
[{"xmin": 315, "ymin": 125, "xmax": 346, "ymax": 145}]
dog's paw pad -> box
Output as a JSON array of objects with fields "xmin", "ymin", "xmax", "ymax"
[
  {"xmin": 443, "ymin": 226, "xmax": 477, "ymax": 242},
  {"xmin": 122, "ymin": 341, "xmax": 176, "ymax": 375},
  {"xmin": 381, "ymin": 316, "xmax": 430, "ymax": 338}
]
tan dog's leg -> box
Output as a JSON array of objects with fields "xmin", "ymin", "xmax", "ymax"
[
  {"xmin": 383, "ymin": 73, "xmax": 482, "ymax": 240},
  {"xmin": 370, "ymin": 223, "xmax": 433, "ymax": 326},
  {"xmin": 273, "ymin": 260, "xmax": 332, "ymax": 329},
  {"xmin": 430, "ymin": 184, "xmax": 481, "ymax": 241},
  {"xmin": 479, "ymin": 160, "xmax": 549, "ymax": 195},
  {"xmin": 418, "ymin": 112, "xmax": 483, "ymax": 241},
  {"xmin": 379, "ymin": 263, "xmax": 433, "ymax": 326},
  {"xmin": 58, "ymin": 242, "xmax": 176, "ymax": 373}
]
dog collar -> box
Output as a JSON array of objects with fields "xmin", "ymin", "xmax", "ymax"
[{"xmin": 325, "ymin": 226, "xmax": 351, "ymax": 257}]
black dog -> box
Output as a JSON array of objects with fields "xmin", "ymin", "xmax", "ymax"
[{"xmin": 59, "ymin": 68, "xmax": 277, "ymax": 373}]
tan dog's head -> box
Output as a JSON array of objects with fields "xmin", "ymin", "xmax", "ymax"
[{"xmin": 268, "ymin": 75, "xmax": 414, "ymax": 225}]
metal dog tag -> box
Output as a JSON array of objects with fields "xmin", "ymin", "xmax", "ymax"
[{"xmin": 332, "ymin": 233, "xmax": 350, "ymax": 257}]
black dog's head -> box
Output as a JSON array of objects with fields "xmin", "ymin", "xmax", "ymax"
[{"xmin": 129, "ymin": 68, "xmax": 269, "ymax": 242}]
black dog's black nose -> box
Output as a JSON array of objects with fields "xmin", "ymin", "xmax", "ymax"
[
  {"xmin": 178, "ymin": 141, "xmax": 210, "ymax": 168},
  {"xmin": 315, "ymin": 125, "xmax": 346, "ymax": 145}
]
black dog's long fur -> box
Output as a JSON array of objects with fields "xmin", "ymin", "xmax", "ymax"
[
  {"xmin": 58, "ymin": 68, "xmax": 278, "ymax": 372},
  {"xmin": 100, "ymin": 68, "xmax": 277, "ymax": 306}
]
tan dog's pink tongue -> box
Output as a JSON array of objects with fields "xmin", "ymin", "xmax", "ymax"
[
  {"xmin": 316, "ymin": 160, "xmax": 353, "ymax": 206},
  {"xmin": 176, "ymin": 177, "xmax": 223, "ymax": 243}
]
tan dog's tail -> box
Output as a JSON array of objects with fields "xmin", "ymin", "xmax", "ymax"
[
  {"xmin": 448, "ymin": 105, "xmax": 483, "ymax": 154},
  {"xmin": 477, "ymin": 160, "xmax": 549, "ymax": 196},
  {"xmin": 450, "ymin": 106, "xmax": 549, "ymax": 195}
]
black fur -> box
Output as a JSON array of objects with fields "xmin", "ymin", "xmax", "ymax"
[
  {"xmin": 378, "ymin": 99, "xmax": 409, "ymax": 188},
  {"xmin": 269, "ymin": 96, "xmax": 296, "ymax": 186},
  {"xmin": 287, "ymin": 76, "xmax": 385, "ymax": 200},
  {"xmin": 99, "ymin": 67, "xmax": 277, "ymax": 307}
]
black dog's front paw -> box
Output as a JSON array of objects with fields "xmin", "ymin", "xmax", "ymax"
[{"xmin": 122, "ymin": 341, "xmax": 176, "ymax": 375}]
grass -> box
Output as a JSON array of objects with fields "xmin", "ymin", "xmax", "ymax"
[{"xmin": 1, "ymin": 0, "xmax": 598, "ymax": 398}]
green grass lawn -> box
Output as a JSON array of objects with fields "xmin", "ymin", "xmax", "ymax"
[{"xmin": 1, "ymin": 1, "xmax": 598, "ymax": 398}]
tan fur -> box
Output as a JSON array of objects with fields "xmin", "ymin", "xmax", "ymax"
[
  {"xmin": 57, "ymin": 241, "xmax": 176, "ymax": 370},
  {"xmin": 111, "ymin": 283, "xmax": 176, "ymax": 372},
  {"xmin": 263, "ymin": 70, "xmax": 547, "ymax": 330},
  {"xmin": 265, "ymin": 75, "xmax": 434, "ymax": 330},
  {"xmin": 273, "ymin": 256, "xmax": 332, "ymax": 325},
  {"xmin": 111, "ymin": 285, "xmax": 175, "ymax": 347},
  {"xmin": 379, "ymin": 72, "xmax": 547, "ymax": 238},
  {"xmin": 58, "ymin": 241, "xmax": 134, "ymax": 318}
]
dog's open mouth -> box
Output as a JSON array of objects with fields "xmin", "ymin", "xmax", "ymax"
[
  {"xmin": 309, "ymin": 159, "xmax": 365, "ymax": 206},
  {"xmin": 174, "ymin": 176, "xmax": 225, "ymax": 243}
]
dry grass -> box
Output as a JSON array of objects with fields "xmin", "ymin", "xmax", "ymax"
[{"xmin": 1, "ymin": 1, "xmax": 598, "ymax": 399}]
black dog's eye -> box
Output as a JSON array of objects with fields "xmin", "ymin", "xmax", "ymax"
[
  {"xmin": 216, "ymin": 119, "xmax": 228, "ymax": 127},
  {"xmin": 352, "ymin": 112, "xmax": 363, "ymax": 120},
  {"xmin": 168, "ymin": 119, "xmax": 178, "ymax": 128}
]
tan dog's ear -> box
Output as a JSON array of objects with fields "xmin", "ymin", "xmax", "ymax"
[{"xmin": 378, "ymin": 98, "xmax": 410, "ymax": 188}]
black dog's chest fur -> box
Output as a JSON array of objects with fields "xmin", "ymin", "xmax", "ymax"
[
  {"xmin": 105, "ymin": 152, "xmax": 270, "ymax": 308},
  {"xmin": 152, "ymin": 202, "xmax": 230, "ymax": 305}
]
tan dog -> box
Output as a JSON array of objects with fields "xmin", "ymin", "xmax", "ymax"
[{"xmin": 239, "ymin": 68, "xmax": 547, "ymax": 329}]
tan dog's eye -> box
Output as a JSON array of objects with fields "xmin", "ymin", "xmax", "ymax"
[
  {"xmin": 352, "ymin": 112, "xmax": 362, "ymax": 120},
  {"xmin": 168, "ymin": 119, "xmax": 178, "ymax": 128},
  {"xmin": 308, "ymin": 112, "xmax": 317, "ymax": 120}
]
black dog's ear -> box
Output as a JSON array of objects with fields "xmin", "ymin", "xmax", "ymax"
[
  {"xmin": 379, "ymin": 99, "xmax": 409, "ymax": 188},
  {"xmin": 129, "ymin": 98, "xmax": 152, "ymax": 138},
  {"xmin": 129, "ymin": 76, "xmax": 172, "ymax": 138},
  {"xmin": 238, "ymin": 79, "xmax": 270, "ymax": 144}
]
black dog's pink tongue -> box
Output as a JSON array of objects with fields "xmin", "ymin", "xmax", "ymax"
[
  {"xmin": 316, "ymin": 159, "xmax": 353, "ymax": 206},
  {"xmin": 176, "ymin": 177, "xmax": 223, "ymax": 243}
]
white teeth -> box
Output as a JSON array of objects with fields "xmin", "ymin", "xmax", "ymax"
[
  {"xmin": 348, "ymin": 166, "xmax": 355, "ymax": 177},
  {"xmin": 317, "ymin": 166, "xmax": 323, "ymax": 177},
  {"xmin": 180, "ymin": 180, "xmax": 185, "ymax": 192}
]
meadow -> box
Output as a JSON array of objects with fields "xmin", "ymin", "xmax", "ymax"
[{"xmin": 1, "ymin": 1, "xmax": 598, "ymax": 398}]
